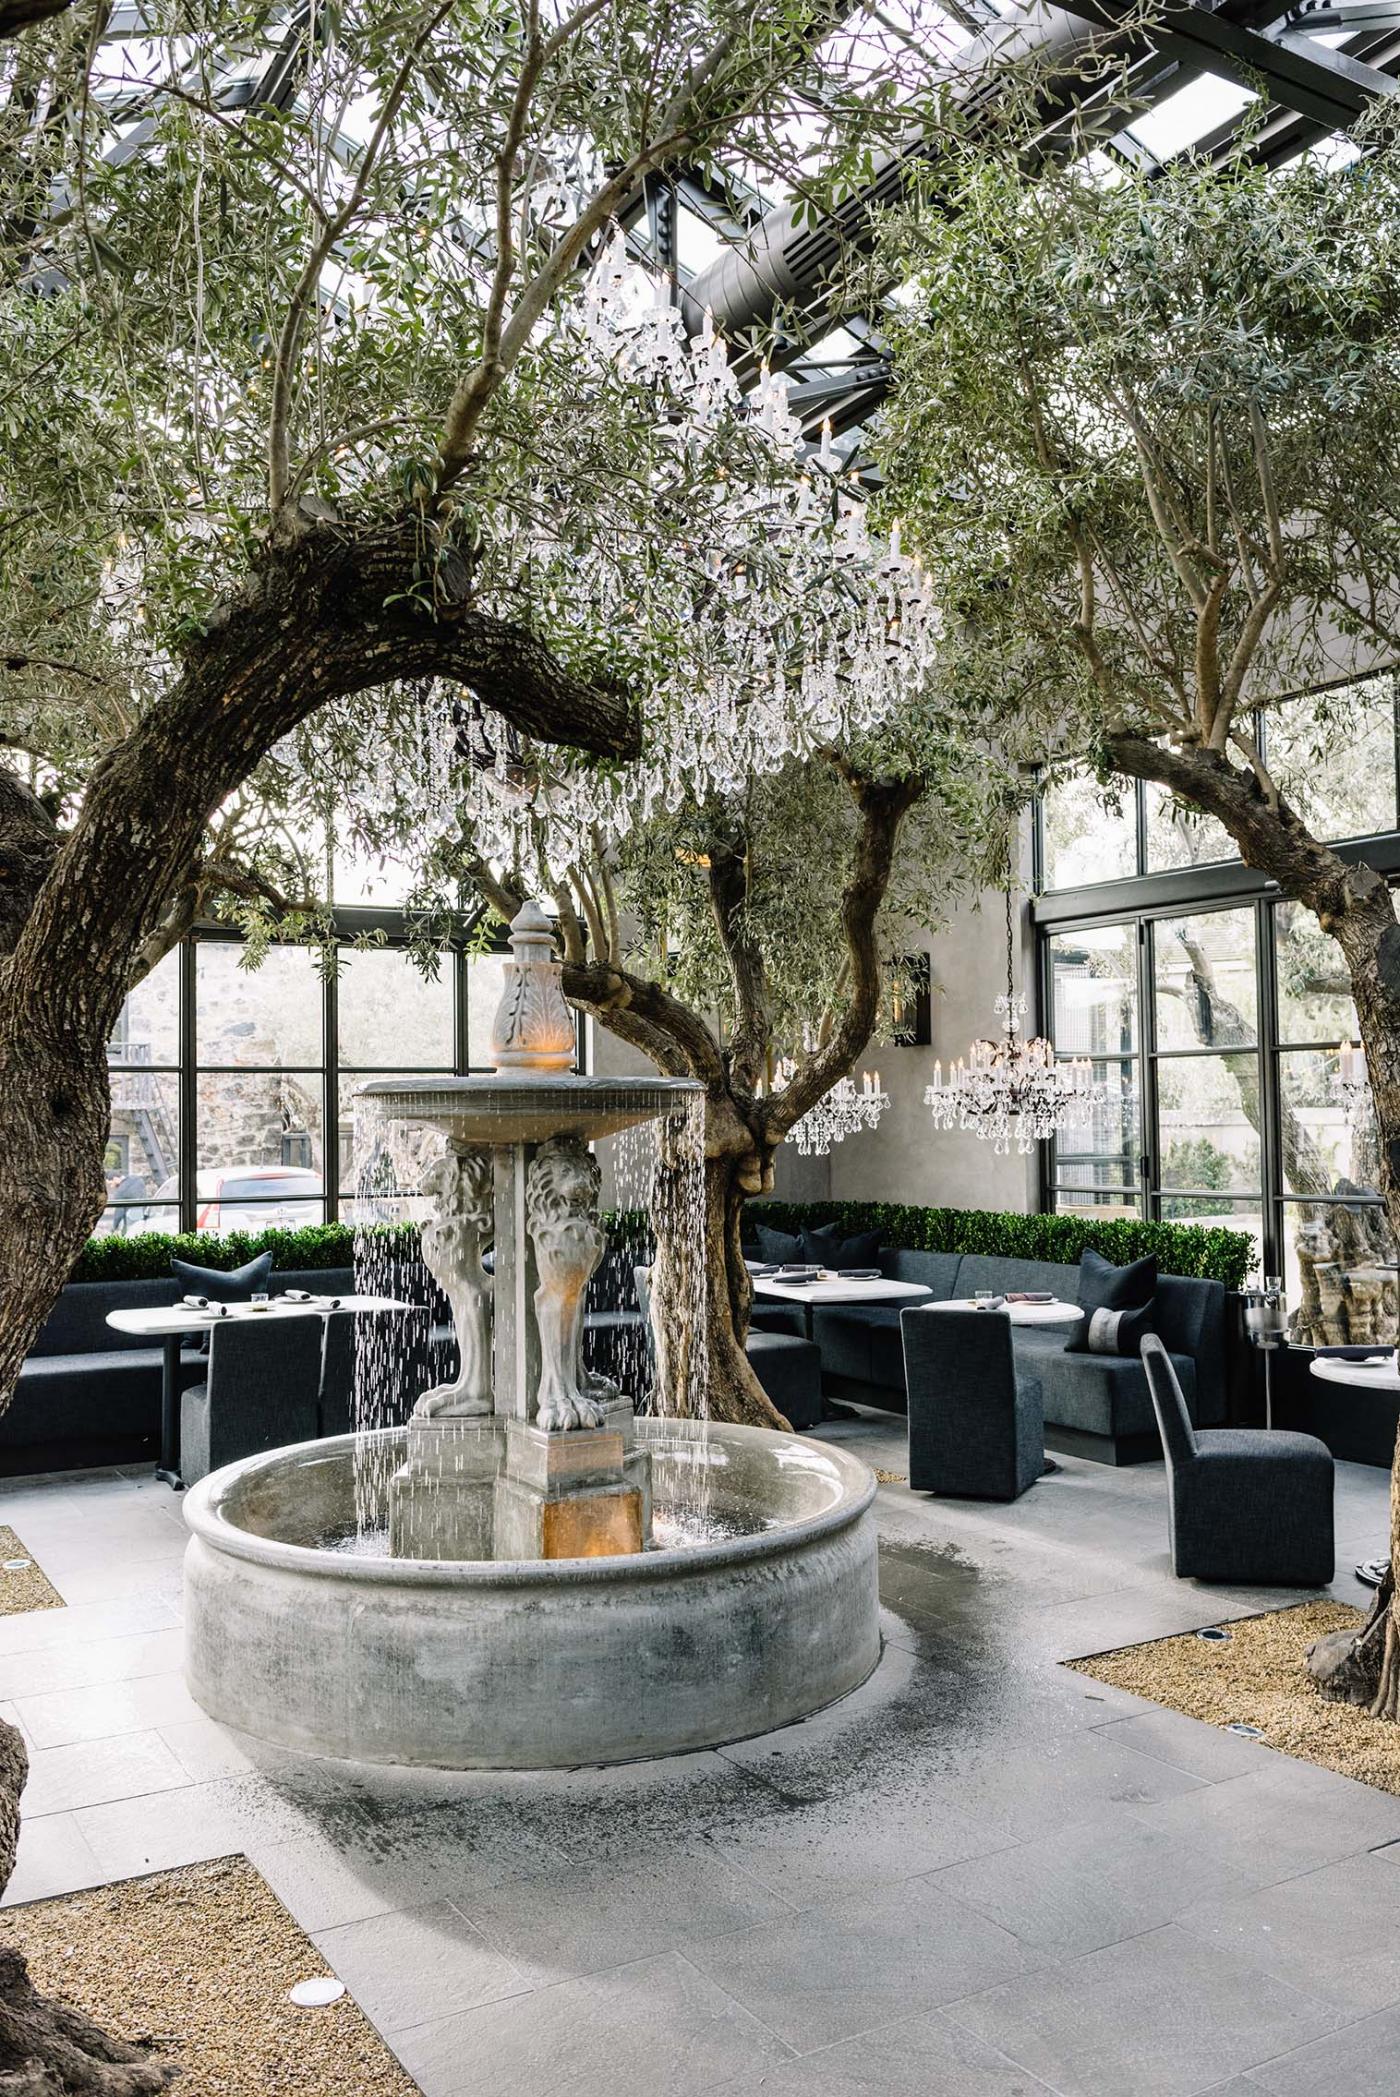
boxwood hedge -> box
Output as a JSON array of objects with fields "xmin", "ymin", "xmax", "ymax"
[
  {"xmin": 747, "ymin": 1201, "xmax": 1253, "ymax": 1290},
  {"xmin": 70, "ymin": 1201, "xmax": 1253, "ymax": 1292}
]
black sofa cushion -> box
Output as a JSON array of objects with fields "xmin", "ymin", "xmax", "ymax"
[
  {"xmin": 1015, "ymin": 1325, "xmax": 1196, "ymax": 1439},
  {"xmin": 1065, "ymin": 1249, "xmax": 1157, "ymax": 1356},
  {"xmin": 171, "ymin": 1250, "xmax": 274, "ymax": 1303},
  {"xmin": 747, "ymin": 1332, "xmax": 822, "ymax": 1430},
  {"xmin": 802, "ymin": 1224, "xmax": 882, "ymax": 1270},
  {"xmin": 755, "ymin": 1224, "xmax": 803, "ymax": 1264},
  {"xmin": 14, "ymin": 1346, "xmax": 205, "ymax": 1445}
]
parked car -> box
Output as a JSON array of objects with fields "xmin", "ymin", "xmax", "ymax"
[{"xmin": 147, "ymin": 1166, "xmax": 324, "ymax": 1234}]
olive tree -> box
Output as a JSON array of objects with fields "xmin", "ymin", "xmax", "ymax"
[
  {"xmin": 877, "ymin": 129, "xmax": 1400, "ymax": 1711},
  {"xmin": 0, "ymin": 1, "xmax": 977, "ymax": 2082}
]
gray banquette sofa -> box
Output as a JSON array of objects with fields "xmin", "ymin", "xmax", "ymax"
[
  {"xmin": 10, "ymin": 1256, "xmax": 644, "ymax": 1477},
  {"xmin": 8, "ymin": 1265, "xmax": 376, "ymax": 1476},
  {"xmin": 756, "ymin": 1248, "xmax": 1227, "ymax": 1464}
]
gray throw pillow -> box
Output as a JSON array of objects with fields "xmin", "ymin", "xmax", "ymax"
[
  {"xmin": 756, "ymin": 1224, "xmax": 803, "ymax": 1265},
  {"xmin": 1064, "ymin": 1248, "xmax": 1157, "ymax": 1356},
  {"xmin": 802, "ymin": 1225, "xmax": 883, "ymax": 1270}
]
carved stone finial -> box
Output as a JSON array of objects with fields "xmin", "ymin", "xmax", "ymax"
[{"xmin": 491, "ymin": 902, "xmax": 577, "ymax": 1074}]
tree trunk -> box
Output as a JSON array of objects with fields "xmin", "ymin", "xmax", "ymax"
[
  {"xmin": 1108, "ymin": 733, "xmax": 1400, "ymax": 1717},
  {"xmin": 645, "ymin": 1114, "xmax": 789, "ymax": 1432},
  {"xmin": 0, "ymin": 1716, "xmax": 174, "ymax": 2092}
]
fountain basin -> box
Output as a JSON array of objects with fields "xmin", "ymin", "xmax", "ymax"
[
  {"xmin": 182, "ymin": 1422, "xmax": 880, "ymax": 1768},
  {"xmin": 358, "ymin": 1073, "xmax": 701, "ymax": 1145}
]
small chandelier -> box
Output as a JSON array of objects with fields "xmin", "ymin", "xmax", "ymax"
[
  {"xmin": 925, "ymin": 824, "xmax": 1105, "ymax": 1156},
  {"xmin": 778, "ymin": 1063, "xmax": 889, "ymax": 1157}
]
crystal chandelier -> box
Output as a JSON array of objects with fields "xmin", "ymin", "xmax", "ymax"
[
  {"xmin": 925, "ymin": 837, "xmax": 1105, "ymax": 1156},
  {"xmin": 777, "ymin": 1064, "xmax": 889, "ymax": 1157}
]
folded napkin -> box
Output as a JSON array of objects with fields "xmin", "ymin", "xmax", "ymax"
[
  {"xmin": 180, "ymin": 1295, "xmax": 229, "ymax": 1315},
  {"xmin": 279, "ymin": 1289, "xmax": 312, "ymax": 1303},
  {"xmin": 1005, "ymin": 1291, "xmax": 1054, "ymax": 1304},
  {"xmin": 837, "ymin": 1268, "xmax": 882, "ymax": 1280},
  {"xmin": 308, "ymin": 1294, "xmax": 343, "ymax": 1310}
]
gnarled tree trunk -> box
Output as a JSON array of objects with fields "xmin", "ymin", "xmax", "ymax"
[
  {"xmin": 0, "ymin": 526, "xmax": 634, "ymax": 2087},
  {"xmin": 1109, "ymin": 732, "xmax": 1400, "ymax": 1718}
]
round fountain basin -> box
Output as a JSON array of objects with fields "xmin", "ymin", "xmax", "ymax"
[
  {"xmin": 358, "ymin": 1073, "xmax": 701, "ymax": 1145},
  {"xmin": 182, "ymin": 1422, "xmax": 880, "ymax": 1768}
]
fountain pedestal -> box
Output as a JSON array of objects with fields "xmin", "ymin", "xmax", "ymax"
[{"xmin": 370, "ymin": 901, "xmax": 698, "ymax": 1565}]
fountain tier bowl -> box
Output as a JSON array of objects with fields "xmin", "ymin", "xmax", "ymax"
[
  {"xmin": 358, "ymin": 1074, "xmax": 701, "ymax": 1145},
  {"xmin": 182, "ymin": 1422, "xmax": 880, "ymax": 1768}
]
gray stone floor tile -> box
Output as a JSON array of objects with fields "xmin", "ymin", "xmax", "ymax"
[
  {"xmin": 1089, "ymin": 1707, "xmax": 1284, "ymax": 1784},
  {"xmin": 314, "ymin": 1898, "xmax": 530, "ymax": 2033},
  {"xmin": 913, "ymin": 1729, "xmax": 1208, "ymax": 1847},
  {"xmin": 41, "ymin": 1555, "xmax": 185, "ymax": 1608},
  {"xmin": 21, "ymin": 1728, "xmax": 193, "ymax": 1816},
  {"xmin": 254, "ymin": 1834, "xmax": 405, "ymax": 1933},
  {"xmin": 702, "ymin": 2009, "xmax": 1061, "ymax": 2096},
  {"xmin": 452, "ymin": 1841, "xmax": 796, "ymax": 1986},
  {"xmin": 1132, "ymin": 1758, "xmax": 1400, "ymax": 1887},
  {"xmin": 683, "ymin": 1870, "xmax": 1044, "ymax": 2052},
  {"xmin": 1175, "ymin": 1852, "xmax": 1400, "ymax": 2015},
  {"xmin": 1245, "ymin": 2002, "xmax": 1400, "ymax": 2093},
  {"xmin": 0, "ymin": 1626, "xmax": 185, "ymax": 1702},
  {"xmin": 0, "ymin": 1590, "xmax": 180, "ymax": 1657},
  {"xmin": 2, "ymin": 1810, "xmax": 107, "ymax": 1906},
  {"xmin": 926, "ymin": 1803, "xmax": 1263, "ymax": 1958},
  {"xmin": 948, "ymin": 1923, "xmax": 1345, "ymax": 2097},
  {"xmin": 392, "ymin": 1951, "xmax": 794, "ymax": 2097},
  {"xmin": 708, "ymin": 1790, "xmax": 1010, "ymax": 1909},
  {"xmin": 15, "ymin": 1668, "xmax": 204, "ymax": 1748}
]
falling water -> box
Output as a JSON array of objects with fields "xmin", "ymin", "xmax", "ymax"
[{"xmin": 349, "ymin": 1092, "xmax": 442, "ymax": 1537}]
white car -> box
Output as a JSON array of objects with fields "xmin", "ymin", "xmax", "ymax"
[{"xmin": 147, "ymin": 1165, "xmax": 324, "ymax": 1233}]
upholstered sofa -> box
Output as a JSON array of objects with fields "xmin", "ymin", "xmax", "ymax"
[
  {"xmin": 785, "ymin": 1247, "xmax": 1228, "ymax": 1465},
  {"xmin": 7, "ymin": 1264, "xmax": 376, "ymax": 1476},
  {"xmin": 9, "ymin": 1254, "xmax": 646, "ymax": 1477}
]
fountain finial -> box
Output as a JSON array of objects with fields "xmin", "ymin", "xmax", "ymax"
[{"xmin": 490, "ymin": 902, "xmax": 577, "ymax": 1074}]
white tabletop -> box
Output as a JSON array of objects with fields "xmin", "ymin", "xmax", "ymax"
[
  {"xmin": 107, "ymin": 1294, "xmax": 410, "ymax": 1338},
  {"xmin": 935, "ymin": 1297, "xmax": 1082, "ymax": 1327},
  {"xmin": 1309, "ymin": 1353, "xmax": 1400, "ymax": 1391},
  {"xmin": 750, "ymin": 1276, "xmax": 933, "ymax": 1306}
]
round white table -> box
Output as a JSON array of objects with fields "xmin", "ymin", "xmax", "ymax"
[
  {"xmin": 1309, "ymin": 1353, "xmax": 1400, "ymax": 1391},
  {"xmin": 107, "ymin": 1294, "xmax": 411, "ymax": 1487},
  {"xmin": 937, "ymin": 1297, "xmax": 1082, "ymax": 1327}
]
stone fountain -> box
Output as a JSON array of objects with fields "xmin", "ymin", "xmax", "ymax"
[
  {"xmin": 180, "ymin": 905, "xmax": 881, "ymax": 1769},
  {"xmin": 369, "ymin": 899, "xmax": 690, "ymax": 1564}
]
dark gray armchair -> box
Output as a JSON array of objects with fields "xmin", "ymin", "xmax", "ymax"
[
  {"xmin": 180, "ymin": 1318, "xmax": 323, "ymax": 1486},
  {"xmin": 902, "ymin": 1305, "xmax": 1044, "ymax": 1500},
  {"xmin": 1141, "ymin": 1334, "xmax": 1334, "ymax": 1585}
]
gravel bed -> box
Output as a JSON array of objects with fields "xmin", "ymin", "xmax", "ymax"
[
  {"xmin": 0, "ymin": 1525, "xmax": 64, "ymax": 1614},
  {"xmin": 1069, "ymin": 1599, "xmax": 1400, "ymax": 1794},
  {"xmin": 4, "ymin": 1855, "xmax": 422, "ymax": 2094}
]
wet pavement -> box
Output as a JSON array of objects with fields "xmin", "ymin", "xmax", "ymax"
[{"xmin": 1, "ymin": 1417, "xmax": 1395, "ymax": 2097}]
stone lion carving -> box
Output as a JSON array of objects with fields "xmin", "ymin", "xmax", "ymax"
[
  {"xmin": 526, "ymin": 1135, "xmax": 618, "ymax": 1432},
  {"xmin": 415, "ymin": 1143, "xmax": 495, "ymax": 1418}
]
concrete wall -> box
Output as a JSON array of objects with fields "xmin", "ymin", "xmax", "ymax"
[
  {"xmin": 825, "ymin": 876, "xmax": 1039, "ymax": 1216},
  {"xmin": 586, "ymin": 1017, "xmax": 830, "ymax": 1211}
]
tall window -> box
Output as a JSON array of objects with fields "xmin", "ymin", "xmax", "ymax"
[
  {"xmin": 103, "ymin": 946, "xmax": 181, "ymax": 1237},
  {"xmin": 99, "ymin": 933, "xmax": 520, "ymax": 1238},
  {"xmin": 1040, "ymin": 673, "xmax": 1400, "ymax": 893},
  {"xmin": 1046, "ymin": 924, "xmax": 1141, "ymax": 1217}
]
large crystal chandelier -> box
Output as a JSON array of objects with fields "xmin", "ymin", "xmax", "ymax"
[
  {"xmin": 778, "ymin": 1064, "xmax": 889, "ymax": 1157},
  {"xmin": 451, "ymin": 230, "xmax": 940, "ymax": 882},
  {"xmin": 925, "ymin": 839, "xmax": 1105, "ymax": 1156}
]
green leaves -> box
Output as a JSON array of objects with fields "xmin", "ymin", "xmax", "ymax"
[{"xmin": 750, "ymin": 1200, "xmax": 1254, "ymax": 1289}]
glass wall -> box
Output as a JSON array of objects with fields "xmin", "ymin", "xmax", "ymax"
[
  {"xmin": 1043, "ymin": 893, "xmax": 1393, "ymax": 1340},
  {"xmin": 1040, "ymin": 673, "xmax": 1399, "ymax": 892},
  {"xmin": 100, "ymin": 935, "xmax": 516, "ymax": 1238}
]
